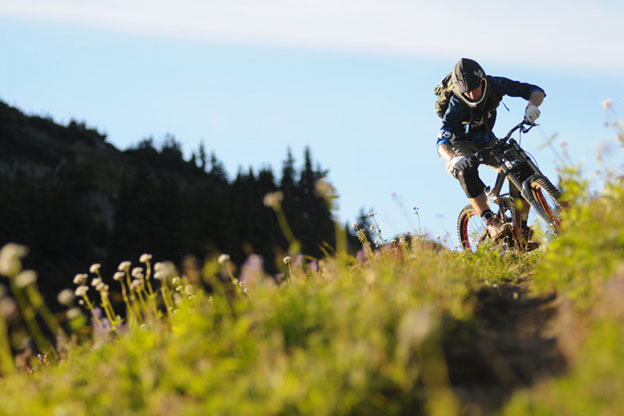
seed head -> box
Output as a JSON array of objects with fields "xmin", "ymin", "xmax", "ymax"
[
  {"xmin": 118, "ymin": 261, "xmax": 132, "ymax": 271},
  {"xmin": 66, "ymin": 307, "xmax": 82, "ymax": 320},
  {"xmin": 89, "ymin": 263, "xmax": 101, "ymax": 274},
  {"xmin": 139, "ymin": 253, "xmax": 152, "ymax": 264},
  {"xmin": 0, "ymin": 243, "xmax": 29, "ymax": 276},
  {"xmin": 314, "ymin": 178, "xmax": 337, "ymax": 200},
  {"xmin": 113, "ymin": 271, "xmax": 125, "ymax": 281},
  {"xmin": 0, "ymin": 298, "xmax": 18, "ymax": 319},
  {"xmin": 153, "ymin": 261, "xmax": 175, "ymax": 280},
  {"xmin": 131, "ymin": 267, "xmax": 144, "ymax": 279},
  {"xmin": 73, "ymin": 273, "xmax": 88, "ymax": 285},
  {"xmin": 129, "ymin": 280, "xmax": 142, "ymax": 292},
  {"xmin": 263, "ymin": 191, "xmax": 284, "ymax": 209},
  {"xmin": 15, "ymin": 270, "xmax": 37, "ymax": 289},
  {"xmin": 75, "ymin": 286, "xmax": 89, "ymax": 297},
  {"xmin": 57, "ymin": 289, "xmax": 75, "ymax": 306}
]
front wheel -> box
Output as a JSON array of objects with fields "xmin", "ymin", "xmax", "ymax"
[
  {"xmin": 528, "ymin": 176, "xmax": 562, "ymax": 233},
  {"xmin": 457, "ymin": 205, "xmax": 488, "ymax": 252}
]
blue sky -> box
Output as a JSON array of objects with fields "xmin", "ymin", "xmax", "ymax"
[{"xmin": 1, "ymin": 1, "xmax": 624, "ymax": 248}]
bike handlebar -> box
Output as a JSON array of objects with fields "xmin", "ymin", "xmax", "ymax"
[
  {"xmin": 501, "ymin": 120, "xmax": 536, "ymax": 141},
  {"xmin": 468, "ymin": 120, "xmax": 537, "ymax": 164}
]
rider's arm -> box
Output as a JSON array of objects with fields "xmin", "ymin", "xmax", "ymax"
[
  {"xmin": 437, "ymin": 143, "xmax": 455, "ymax": 162},
  {"xmin": 436, "ymin": 96, "xmax": 467, "ymax": 157},
  {"xmin": 488, "ymin": 76, "xmax": 546, "ymax": 102},
  {"xmin": 528, "ymin": 90, "xmax": 545, "ymax": 107}
]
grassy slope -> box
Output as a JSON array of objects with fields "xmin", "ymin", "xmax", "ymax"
[
  {"xmin": 0, "ymin": 240, "xmax": 535, "ymax": 415},
  {"xmin": 503, "ymin": 178, "xmax": 624, "ymax": 415},
  {"xmin": 1, "ymin": 178, "xmax": 624, "ymax": 415}
]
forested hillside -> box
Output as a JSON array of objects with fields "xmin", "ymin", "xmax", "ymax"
[{"xmin": 0, "ymin": 101, "xmax": 360, "ymax": 302}]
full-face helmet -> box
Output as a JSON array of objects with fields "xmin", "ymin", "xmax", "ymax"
[{"xmin": 452, "ymin": 58, "xmax": 488, "ymax": 108}]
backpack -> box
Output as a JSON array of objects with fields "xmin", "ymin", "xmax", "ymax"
[{"xmin": 434, "ymin": 73, "xmax": 454, "ymax": 118}]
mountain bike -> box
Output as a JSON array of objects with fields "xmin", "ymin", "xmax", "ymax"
[{"xmin": 457, "ymin": 121, "xmax": 562, "ymax": 252}]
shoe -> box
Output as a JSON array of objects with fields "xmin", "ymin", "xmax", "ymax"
[{"xmin": 485, "ymin": 216, "xmax": 512, "ymax": 241}]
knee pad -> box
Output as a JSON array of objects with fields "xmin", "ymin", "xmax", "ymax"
[{"xmin": 457, "ymin": 166, "xmax": 485, "ymax": 198}]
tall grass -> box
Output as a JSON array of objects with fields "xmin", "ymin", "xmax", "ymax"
[{"xmin": 0, "ymin": 231, "xmax": 537, "ymax": 415}]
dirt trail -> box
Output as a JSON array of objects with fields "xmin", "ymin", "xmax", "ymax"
[{"xmin": 444, "ymin": 278, "xmax": 567, "ymax": 415}]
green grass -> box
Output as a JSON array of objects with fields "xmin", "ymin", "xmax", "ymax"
[
  {"xmin": 0, "ymin": 237, "xmax": 537, "ymax": 415},
  {"xmin": 503, "ymin": 175, "xmax": 624, "ymax": 415},
  {"xmin": 2, "ymin": 173, "xmax": 624, "ymax": 415}
]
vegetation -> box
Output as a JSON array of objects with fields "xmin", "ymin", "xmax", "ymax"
[{"xmin": 2, "ymin": 99, "xmax": 624, "ymax": 414}]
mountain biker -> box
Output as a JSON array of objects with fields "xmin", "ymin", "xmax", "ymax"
[{"xmin": 436, "ymin": 58, "xmax": 545, "ymax": 242}]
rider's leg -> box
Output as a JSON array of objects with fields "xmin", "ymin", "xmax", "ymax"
[
  {"xmin": 457, "ymin": 167, "xmax": 512, "ymax": 240},
  {"xmin": 468, "ymin": 191, "xmax": 490, "ymax": 215},
  {"xmin": 447, "ymin": 141, "xmax": 511, "ymax": 240}
]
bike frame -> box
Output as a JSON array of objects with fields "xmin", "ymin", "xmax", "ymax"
[{"xmin": 471, "ymin": 121, "xmax": 558, "ymax": 232}]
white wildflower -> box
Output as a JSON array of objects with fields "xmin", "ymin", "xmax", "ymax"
[
  {"xmin": 173, "ymin": 293, "xmax": 183, "ymax": 306},
  {"xmin": 66, "ymin": 308, "xmax": 82, "ymax": 320},
  {"xmin": 171, "ymin": 277, "xmax": 181, "ymax": 286},
  {"xmin": 263, "ymin": 191, "xmax": 284, "ymax": 209},
  {"xmin": 57, "ymin": 289, "xmax": 74, "ymax": 305},
  {"xmin": 75, "ymin": 286, "xmax": 88, "ymax": 297},
  {"xmin": 91, "ymin": 278, "xmax": 102, "ymax": 287},
  {"xmin": 314, "ymin": 178, "xmax": 336, "ymax": 199},
  {"xmin": 73, "ymin": 273, "xmax": 88, "ymax": 285},
  {"xmin": 131, "ymin": 267, "xmax": 144, "ymax": 279},
  {"xmin": 113, "ymin": 271, "xmax": 125, "ymax": 281},
  {"xmin": 129, "ymin": 280, "xmax": 142, "ymax": 291},
  {"xmin": 89, "ymin": 263, "xmax": 101, "ymax": 274},
  {"xmin": 15, "ymin": 270, "xmax": 37, "ymax": 289},
  {"xmin": 283, "ymin": 256, "xmax": 291, "ymax": 265},
  {"xmin": 96, "ymin": 282, "xmax": 106, "ymax": 292},
  {"xmin": 185, "ymin": 285, "xmax": 193, "ymax": 296},
  {"xmin": 139, "ymin": 253, "xmax": 152, "ymax": 264},
  {"xmin": 117, "ymin": 261, "xmax": 131, "ymax": 271},
  {"xmin": 0, "ymin": 243, "xmax": 28, "ymax": 276},
  {"xmin": 217, "ymin": 254, "xmax": 230, "ymax": 265}
]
